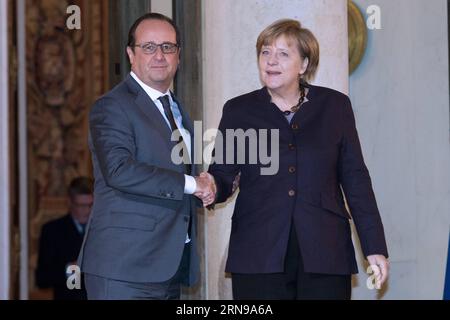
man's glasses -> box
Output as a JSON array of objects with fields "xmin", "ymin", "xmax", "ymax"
[{"xmin": 133, "ymin": 42, "xmax": 179, "ymax": 55}]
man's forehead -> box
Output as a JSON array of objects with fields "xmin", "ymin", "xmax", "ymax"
[{"xmin": 135, "ymin": 19, "xmax": 176, "ymax": 39}]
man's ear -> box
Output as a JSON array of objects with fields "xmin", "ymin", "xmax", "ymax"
[{"xmin": 126, "ymin": 46, "xmax": 134, "ymax": 65}]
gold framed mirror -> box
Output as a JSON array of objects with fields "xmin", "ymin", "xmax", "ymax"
[{"xmin": 348, "ymin": 0, "xmax": 367, "ymax": 74}]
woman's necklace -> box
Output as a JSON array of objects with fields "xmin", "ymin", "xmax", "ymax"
[{"xmin": 282, "ymin": 85, "xmax": 306, "ymax": 116}]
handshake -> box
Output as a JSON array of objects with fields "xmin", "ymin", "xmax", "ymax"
[
  {"xmin": 194, "ymin": 172, "xmax": 217, "ymax": 208},
  {"xmin": 193, "ymin": 172, "xmax": 241, "ymax": 208}
]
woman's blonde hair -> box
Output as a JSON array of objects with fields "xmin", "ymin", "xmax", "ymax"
[{"xmin": 256, "ymin": 19, "xmax": 319, "ymax": 81}]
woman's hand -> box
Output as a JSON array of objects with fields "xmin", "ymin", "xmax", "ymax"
[{"xmin": 367, "ymin": 254, "xmax": 390, "ymax": 289}]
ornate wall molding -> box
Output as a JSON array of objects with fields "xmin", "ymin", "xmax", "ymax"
[{"xmin": 25, "ymin": 0, "xmax": 108, "ymax": 296}]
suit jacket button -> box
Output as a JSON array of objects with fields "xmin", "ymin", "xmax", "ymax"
[
  {"xmin": 288, "ymin": 190, "xmax": 296, "ymax": 197},
  {"xmin": 288, "ymin": 143, "xmax": 295, "ymax": 151},
  {"xmin": 291, "ymin": 123, "xmax": 299, "ymax": 130},
  {"xmin": 289, "ymin": 166, "xmax": 296, "ymax": 173}
]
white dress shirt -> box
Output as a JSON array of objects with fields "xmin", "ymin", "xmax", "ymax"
[{"xmin": 130, "ymin": 72, "xmax": 197, "ymax": 194}]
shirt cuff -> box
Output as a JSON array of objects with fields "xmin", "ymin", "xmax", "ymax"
[{"xmin": 184, "ymin": 174, "xmax": 197, "ymax": 194}]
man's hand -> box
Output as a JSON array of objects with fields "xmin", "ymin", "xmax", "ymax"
[
  {"xmin": 367, "ymin": 254, "xmax": 389, "ymax": 289},
  {"xmin": 194, "ymin": 172, "xmax": 217, "ymax": 207}
]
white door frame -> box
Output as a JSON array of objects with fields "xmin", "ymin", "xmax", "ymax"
[
  {"xmin": 0, "ymin": 0, "xmax": 11, "ymax": 300},
  {"xmin": 17, "ymin": 0, "xmax": 28, "ymax": 300}
]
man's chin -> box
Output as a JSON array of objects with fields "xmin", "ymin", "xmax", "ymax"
[{"xmin": 148, "ymin": 75, "xmax": 170, "ymax": 83}]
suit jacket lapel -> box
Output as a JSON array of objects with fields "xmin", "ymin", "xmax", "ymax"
[
  {"xmin": 292, "ymin": 84, "xmax": 320, "ymax": 128},
  {"xmin": 125, "ymin": 75, "xmax": 196, "ymax": 175},
  {"xmin": 125, "ymin": 75, "xmax": 176, "ymax": 148}
]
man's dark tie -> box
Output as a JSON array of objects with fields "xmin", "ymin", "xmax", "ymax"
[
  {"xmin": 158, "ymin": 95, "xmax": 191, "ymax": 174},
  {"xmin": 158, "ymin": 95, "xmax": 193, "ymax": 238}
]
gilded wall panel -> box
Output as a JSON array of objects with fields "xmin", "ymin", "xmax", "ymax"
[{"xmin": 25, "ymin": 0, "xmax": 108, "ymax": 296}]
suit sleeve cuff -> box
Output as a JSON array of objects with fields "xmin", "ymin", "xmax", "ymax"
[{"xmin": 184, "ymin": 175, "xmax": 197, "ymax": 194}]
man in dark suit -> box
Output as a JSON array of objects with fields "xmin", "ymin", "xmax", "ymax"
[
  {"xmin": 78, "ymin": 13, "xmax": 214, "ymax": 300},
  {"xmin": 36, "ymin": 176, "xmax": 93, "ymax": 300}
]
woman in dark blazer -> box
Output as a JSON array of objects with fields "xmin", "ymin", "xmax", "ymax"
[{"xmin": 206, "ymin": 19, "xmax": 389, "ymax": 300}]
